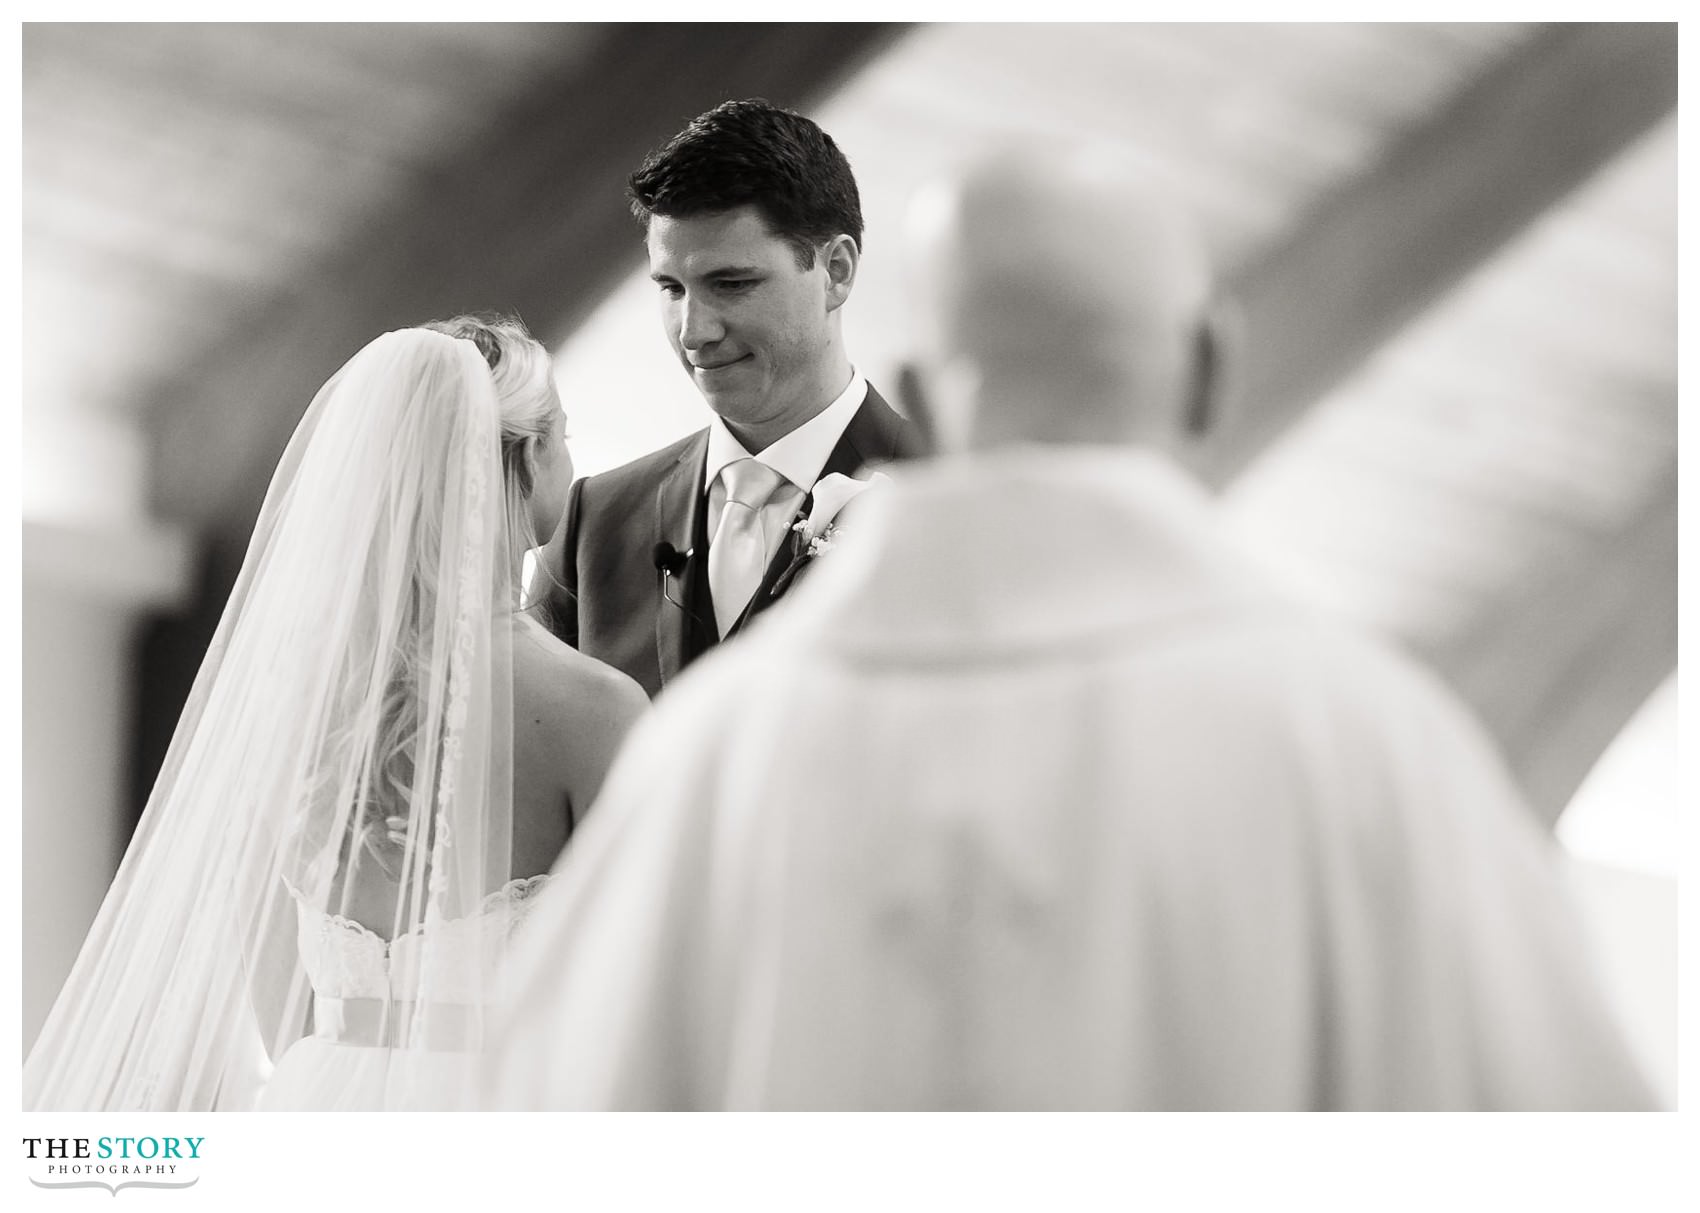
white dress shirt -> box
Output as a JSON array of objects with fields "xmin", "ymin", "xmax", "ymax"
[{"xmin": 702, "ymin": 370, "xmax": 868, "ymax": 571}]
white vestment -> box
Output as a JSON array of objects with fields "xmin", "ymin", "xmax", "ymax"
[{"xmin": 490, "ymin": 447, "xmax": 1655, "ymax": 1110}]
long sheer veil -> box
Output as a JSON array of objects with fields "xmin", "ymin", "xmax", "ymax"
[{"xmin": 24, "ymin": 329, "xmax": 516, "ymax": 1110}]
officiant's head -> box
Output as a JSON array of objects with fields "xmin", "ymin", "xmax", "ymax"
[
  {"xmin": 902, "ymin": 145, "xmax": 1232, "ymax": 465},
  {"xmin": 629, "ymin": 99, "xmax": 864, "ymax": 451}
]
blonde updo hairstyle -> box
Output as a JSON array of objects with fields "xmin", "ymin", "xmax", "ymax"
[{"xmin": 423, "ymin": 313, "xmax": 560, "ymax": 609}]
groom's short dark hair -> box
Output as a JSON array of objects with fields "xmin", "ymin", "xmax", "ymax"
[{"xmin": 627, "ymin": 98, "xmax": 864, "ymax": 270}]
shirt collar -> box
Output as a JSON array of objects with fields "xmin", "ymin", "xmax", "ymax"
[{"xmin": 704, "ymin": 370, "xmax": 869, "ymax": 494}]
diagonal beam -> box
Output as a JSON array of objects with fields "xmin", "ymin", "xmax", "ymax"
[
  {"xmin": 1424, "ymin": 464, "xmax": 1676, "ymax": 826},
  {"xmin": 1207, "ymin": 21, "xmax": 1676, "ymax": 485},
  {"xmin": 1202, "ymin": 22, "xmax": 1677, "ymax": 826}
]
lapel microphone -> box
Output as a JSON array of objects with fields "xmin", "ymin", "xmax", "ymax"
[
  {"xmin": 652, "ymin": 542, "xmax": 690, "ymax": 576},
  {"xmin": 652, "ymin": 542, "xmax": 693, "ymax": 611}
]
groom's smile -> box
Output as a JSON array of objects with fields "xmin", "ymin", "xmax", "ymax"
[
  {"xmin": 648, "ymin": 205, "xmax": 853, "ymax": 452},
  {"xmin": 690, "ymin": 354, "xmax": 752, "ymax": 374}
]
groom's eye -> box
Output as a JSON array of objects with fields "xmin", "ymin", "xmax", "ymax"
[{"xmin": 716, "ymin": 278, "xmax": 757, "ymax": 293}]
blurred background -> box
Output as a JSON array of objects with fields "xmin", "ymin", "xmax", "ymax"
[{"xmin": 20, "ymin": 22, "xmax": 1677, "ymax": 1100}]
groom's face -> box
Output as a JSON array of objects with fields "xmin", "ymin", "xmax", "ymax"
[{"xmin": 648, "ymin": 205, "xmax": 836, "ymax": 437}]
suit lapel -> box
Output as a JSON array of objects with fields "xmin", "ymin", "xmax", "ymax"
[
  {"xmin": 654, "ymin": 432, "xmax": 708, "ymax": 685},
  {"xmin": 731, "ymin": 389, "xmax": 905, "ymax": 635},
  {"xmin": 818, "ymin": 400, "xmax": 878, "ymax": 480}
]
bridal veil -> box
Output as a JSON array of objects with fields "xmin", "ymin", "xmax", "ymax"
[{"xmin": 25, "ymin": 328, "xmax": 516, "ymax": 1110}]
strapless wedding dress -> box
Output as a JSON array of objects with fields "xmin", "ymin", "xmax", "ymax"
[{"xmin": 257, "ymin": 875, "xmax": 551, "ymax": 1111}]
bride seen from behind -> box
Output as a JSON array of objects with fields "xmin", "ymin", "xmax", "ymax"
[
  {"xmin": 24, "ymin": 315, "xmax": 647, "ymax": 1112},
  {"xmin": 422, "ymin": 315, "xmax": 649, "ymax": 883}
]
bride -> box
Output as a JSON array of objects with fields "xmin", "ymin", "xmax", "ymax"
[{"xmin": 24, "ymin": 316, "xmax": 647, "ymax": 1111}]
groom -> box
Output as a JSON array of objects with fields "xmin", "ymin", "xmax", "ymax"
[{"xmin": 544, "ymin": 99, "xmax": 922, "ymax": 697}]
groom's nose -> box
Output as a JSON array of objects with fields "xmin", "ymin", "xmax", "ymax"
[{"xmin": 678, "ymin": 294, "xmax": 725, "ymax": 351}]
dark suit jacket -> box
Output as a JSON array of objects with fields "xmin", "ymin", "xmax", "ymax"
[{"xmin": 546, "ymin": 386, "xmax": 921, "ymax": 697}]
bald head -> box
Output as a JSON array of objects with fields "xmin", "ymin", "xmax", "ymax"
[{"xmin": 904, "ymin": 146, "xmax": 1220, "ymax": 454}]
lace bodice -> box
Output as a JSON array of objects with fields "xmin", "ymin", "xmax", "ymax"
[{"xmin": 291, "ymin": 875, "xmax": 552, "ymax": 1003}]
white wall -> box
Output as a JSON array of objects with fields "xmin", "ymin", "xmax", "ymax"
[
  {"xmin": 1562, "ymin": 858, "xmax": 1677, "ymax": 1107},
  {"xmin": 1556, "ymin": 673, "xmax": 1678, "ymax": 1105},
  {"xmin": 22, "ymin": 584, "xmax": 133, "ymax": 1052},
  {"xmin": 21, "ymin": 519, "xmax": 192, "ymax": 1054}
]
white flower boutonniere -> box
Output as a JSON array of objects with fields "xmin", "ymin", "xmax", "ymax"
[{"xmin": 770, "ymin": 470, "xmax": 891, "ymax": 595}]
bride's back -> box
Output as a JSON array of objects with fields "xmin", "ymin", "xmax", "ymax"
[
  {"xmin": 260, "ymin": 318, "xmax": 645, "ymax": 1110},
  {"xmin": 325, "ymin": 612, "xmax": 643, "ymax": 940},
  {"xmin": 510, "ymin": 613, "xmax": 646, "ymax": 877},
  {"xmin": 316, "ymin": 314, "xmax": 646, "ymax": 941}
]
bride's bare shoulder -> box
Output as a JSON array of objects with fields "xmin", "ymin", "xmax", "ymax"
[
  {"xmin": 511, "ymin": 615, "xmax": 648, "ymax": 810},
  {"xmin": 512, "ymin": 615, "xmax": 648, "ymax": 723}
]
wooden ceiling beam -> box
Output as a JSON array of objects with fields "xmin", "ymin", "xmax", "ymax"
[
  {"xmin": 1200, "ymin": 23, "xmax": 1676, "ymax": 824},
  {"xmin": 1207, "ymin": 21, "xmax": 1677, "ymax": 484},
  {"xmin": 1424, "ymin": 463, "xmax": 1677, "ymax": 826}
]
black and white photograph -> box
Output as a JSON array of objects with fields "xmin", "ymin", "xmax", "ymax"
[{"xmin": 12, "ymin": 14, "xmax": 1686, "ymax": 1203}]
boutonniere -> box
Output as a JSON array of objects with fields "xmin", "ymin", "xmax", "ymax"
[{"xmin": 770, "ymin": 471, "xmax": 891, "ymax": 596}]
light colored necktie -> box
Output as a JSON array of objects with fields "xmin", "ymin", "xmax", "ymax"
[{"xmin": 708, "ymin": 458, "xmax": 783, "ymax": 638}]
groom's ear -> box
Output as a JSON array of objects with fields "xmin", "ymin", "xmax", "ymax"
[{"xmin": 822, "ymin": 234, "xmax": 859, "ymax": 312}]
